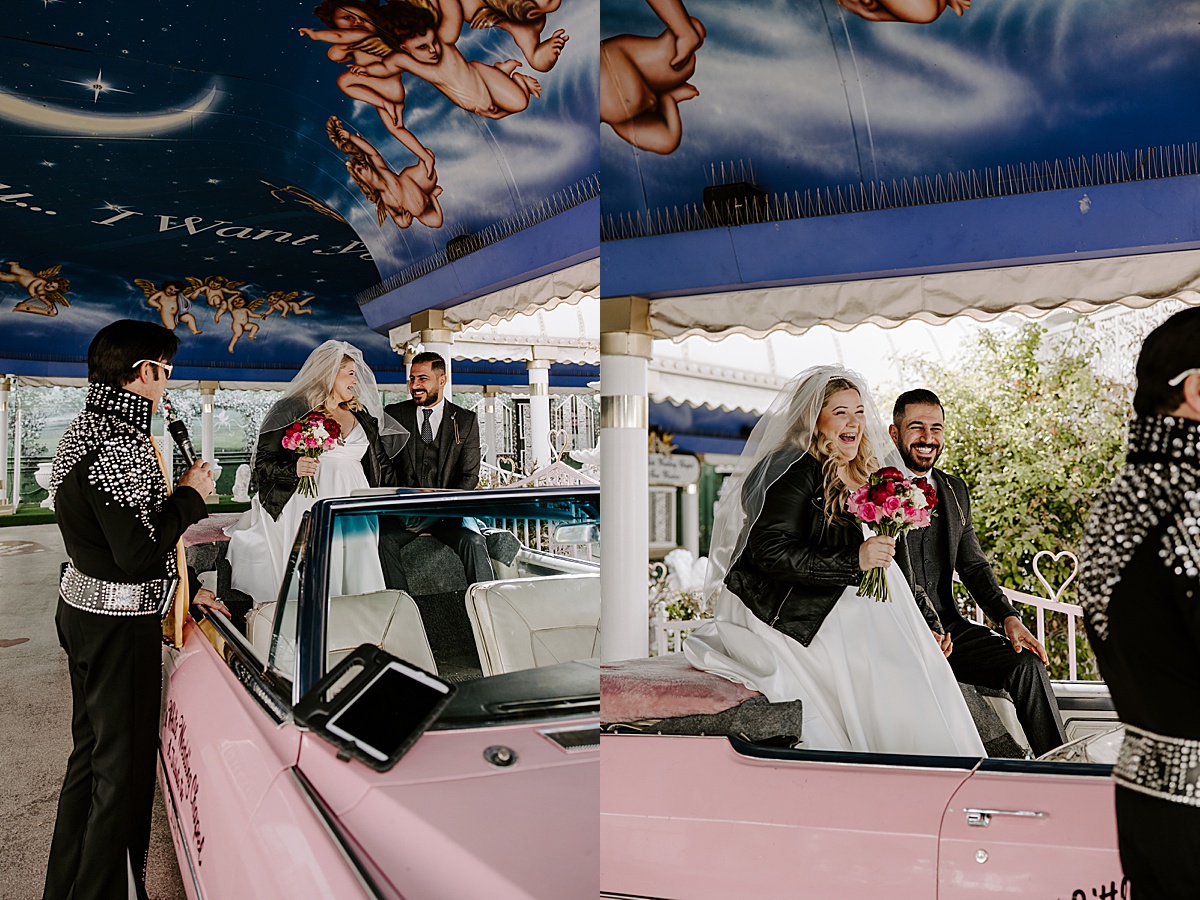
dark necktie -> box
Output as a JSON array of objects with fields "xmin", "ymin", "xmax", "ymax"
[{"xmin": 421, "ymin": 407, "xmax": 433, "ymax": 444}]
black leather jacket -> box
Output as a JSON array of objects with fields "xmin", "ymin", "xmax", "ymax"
[
  {"xmin": 252, "ymin": 409, "xmax": 397, "ymax": 521},
  {"xmin": 725, "ymin": 452, "xmax": 940, "ymax": 646}
]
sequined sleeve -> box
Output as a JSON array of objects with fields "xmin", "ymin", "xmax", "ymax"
[{"xmin": 83, "ymin": 436, "xmax": 208, "ymax": 581}]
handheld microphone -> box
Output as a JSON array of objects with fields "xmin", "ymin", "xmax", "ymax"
[{"xmin": 168, "ymin": 419, "xmax": 199, "ymax": 467}]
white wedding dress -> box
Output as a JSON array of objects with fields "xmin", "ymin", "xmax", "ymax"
[
  {"xmin": 226, "ymin": 424, "xmax": 386, "ymax": 604},
  {"xmin": 684, "ymin": 536, "xmax": 986, "ymax": 756}
]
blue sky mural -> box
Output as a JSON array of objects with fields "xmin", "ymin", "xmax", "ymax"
[
  {"xmin": 601, "ymin": 0, "xmax": 1200, "ymax": 223},
  {"xmin": 0, "ymin": 0, "xmax": 599, "ymax": 379}
]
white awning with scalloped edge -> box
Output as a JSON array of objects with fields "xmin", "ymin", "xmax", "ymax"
[
  {"xmin": 387, "ymin": 258, "xmax": 598, "ymax": 349},
  {"xmin": 648, "ymin": 249, "xmax": 1200, "ymax": 341},
  {"xmin": 648, "ymin": 358, "xmax": 788, "ymax": 415}
]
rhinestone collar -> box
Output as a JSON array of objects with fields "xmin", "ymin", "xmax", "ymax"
[
  {"xmin": 84, "ymin": 382, "xmax": 154, "ymax": 435},
  {"xmin": 1126, "ymin": 415, "xmax": 1200, "ymax": 466}
]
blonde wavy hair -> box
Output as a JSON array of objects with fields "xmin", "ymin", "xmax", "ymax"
[
  {"xmin": 786, "ymin": 376, "xmax": 878, "ymax": 525},
  {"xmin": 304, "ymin": 354, "xmax": 365, "ymax": 414}
]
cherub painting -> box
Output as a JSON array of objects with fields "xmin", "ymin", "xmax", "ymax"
[
  {"xmin": 0, "ymin": 261, "xmax": 71, "ymax": 317},
  {"xmin": 185, "ymin": 275, "xmax": 246, "ymax": 322},
  {"xmin": 135, "ymin": 278, "xmax": 203, "ymax": 335},
  {"xmin": 837, "ymin": 0, "xmax": 969, "ymax": 23},
  {"xmin": 263, "ymin": 290, "xmax": 316, "ymax": 317},
  {"xmin": 346, "ymin": 0, "xmax": 543, "ymax": 121},
  {"xmin": 223, "ymin": 294, "xmax": 268, "ymax": 353},
  {"xmin": 601, "ymin": 0, "xmax": 705, "ymax": 155},
  {"xmin": 462, "ymin": 0, "xmax": 568, "ymax": 73},
  {"xmin": 300, "ymin": 1, "xmax": 436, "ymax": 175},
  {"xmin": 328, "ymin": 116, "xmax": 444, "ymax": 229}
]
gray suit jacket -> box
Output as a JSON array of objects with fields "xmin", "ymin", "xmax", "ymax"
[
  {"xmin": 384, "ymin": 399, "xmax": 481, "ymax": 490},
  {"xmin": 917, "ymin": 467, "xmax": 1020, "ymax": 629}
]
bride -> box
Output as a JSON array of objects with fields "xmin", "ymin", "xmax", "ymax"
[
  {"xmin": 684, "ymin": 365, "xmax": 986, "ymax": 756},
  {"xmin": 226, "ymin": 341, "xmax": 408, "ymax": 604}
]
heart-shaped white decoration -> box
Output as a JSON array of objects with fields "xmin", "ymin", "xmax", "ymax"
[
  {"xmin": 1031, "ymin": 549, "xmax": 1079, "ymax": 602},
  {"xmin": 548, "ymin": 428, "xmax": 570, "ymax": 460}
]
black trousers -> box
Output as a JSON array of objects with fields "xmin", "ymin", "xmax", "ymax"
[
  {"xmin": 946, "ymin": 618, "xmax": 1067, "ymax": 757},
  {"xmin": 1115, "ymin": 787, "xmax": 1200, "ymax": 899},
  {"xmin": 378, "ymin": 519, "xmax": 495, "ymax": 592},
  {"xmin": 44, "ymin": 600, "xmax": 161, "ymax": 900}
]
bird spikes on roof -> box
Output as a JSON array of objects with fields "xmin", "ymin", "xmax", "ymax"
[
  {"xmin": 601, "ymin": 142, "xmax": 1200, "ymax": 242},
  {"xmin": 357, "ymin": 173, "xmax": 600, "ymax": 306}
]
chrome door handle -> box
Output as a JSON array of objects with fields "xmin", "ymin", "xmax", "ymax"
[{"xmin": 965, "ymin": 808, "xmax": 1048, "ymax": 827}]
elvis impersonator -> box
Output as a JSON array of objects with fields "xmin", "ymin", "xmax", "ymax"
[
  {"xmin": 1080, "ymin": 306, "xmax": 1200, "ymax": 900},
  {"xmin": 42, "ymin": 320, "xmax": 224, "ymax": 900}
]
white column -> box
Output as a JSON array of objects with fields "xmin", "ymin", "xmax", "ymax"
[
  {"xmin": 527, "ymin": 360, "xmax": 552, "ymax": 470},
  {"xmin": 403, "ymin": 345, "xmax": 417, "ymax": 384},
  {"xmin": 681, "ymin": 481, "xmax": 700, "ymax": 558},
  {"xmin": 11, "ymin": 391, "xmax": 22, "ymax": 508},
  {"xmin": 412, "ymin": 309, "xmax": 453, "ymax": 399},
  {"xmin": 601, "ymin": 297, "xmax": 653, "ymax": 662},
  {"xmin": 0, "ymin": 378, "xmax": 10, "ymax": 507},
  {"xmin": 483, "ymin": 388, "xmax": 499, "ymax": 469},
  {"xmin": 200, "ymin": 381, "xmax": 217, "ymax": 465}
]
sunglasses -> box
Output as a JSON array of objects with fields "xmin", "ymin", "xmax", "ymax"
[
  {"xmin": 1167, "ymin": 368, "xmax": 1200, "ymax": 387},
  {"xmin": 132, "ymin": 359, "xmax": 174, "ymax": 378}
]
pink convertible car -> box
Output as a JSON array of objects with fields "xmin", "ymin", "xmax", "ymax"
[
  {"xmin": 162, "ymin": 487, "xmax": 600, "ymax": 899},
  {"xmin": 601, "ymin": 652, "xmax": 1126, "ymax": 899}
]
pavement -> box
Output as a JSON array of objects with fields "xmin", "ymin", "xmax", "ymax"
[{"xmin": 0, "ymin": 524, "xmax": 185, "ymax": 900}]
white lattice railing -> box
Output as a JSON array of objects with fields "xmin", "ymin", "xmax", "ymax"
[
  {"xmin": 970, "ymin": 550, "xmax": 1087, "ymax": 680},
  {"xmin": 653, "ymin": 601, "xmax": 708, "ymax": 656},
  {"xmin": 971, "ymin": 587, "xmax": 1086, "ymax": 680},
  {"xmin": 479, "ymin": 460, "xmax": 520, "ymax": 488}
]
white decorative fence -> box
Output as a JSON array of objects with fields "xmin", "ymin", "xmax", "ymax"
[
  {"xmin": 477, "ymin": 393, "xmax": 598, "ymax": 478},
  {"xmin": 489, "ymin": 462, "xmax": 600, "ymax": 562},
  {"xmin": 971, "ymin": 550, "xmax": 1087, "ymax": 680},
  {"xmin": 653, "ymin": 602, "xmax": 709, "ymax": 656}
]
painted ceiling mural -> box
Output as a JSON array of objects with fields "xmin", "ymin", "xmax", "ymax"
[
  {"xmin": 600, "ymin": 0, "xmax": 1200, "ymax": 229},
  {"xmin": 0, "ymin": 0, "xmax": 599, "ymax": 381}
]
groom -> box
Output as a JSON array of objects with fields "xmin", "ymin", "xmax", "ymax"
[
  {"xmin": 378, "ymin": 351, "xmax": 494, "ymax": 588},
  {"xmin": 891, "ymin": 389, "xmax": 1066, "ymax": 756}
]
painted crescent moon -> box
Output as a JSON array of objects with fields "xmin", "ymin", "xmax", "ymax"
[{"xmin": 0, "ymin": 84, "xmax": 219, "ymax": 136}]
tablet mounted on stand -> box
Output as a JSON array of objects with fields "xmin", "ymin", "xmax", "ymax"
[{"xmin": 295, "ymin": 643, "xmax": 456, "ymax": 772}]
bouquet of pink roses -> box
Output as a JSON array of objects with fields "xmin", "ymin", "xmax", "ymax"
[
  {"xmin": 846, "ymin": 466, "xmax": 938, "ymax": 602},
  {"xmin": 281, "ymin": 412, "xmax": 342, "ymax": 498}
]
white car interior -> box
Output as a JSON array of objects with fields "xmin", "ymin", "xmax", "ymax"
[
  {"xmin": 246, "ymin": 589, "xmax": 438, "ymax": 675},
  {"xmin": 237, "ymin": 515, "xmax": 600, "ymax": 683},
  {"xmin": 466, "ymin": 573, "xmax": 601, "ymax": 676}
]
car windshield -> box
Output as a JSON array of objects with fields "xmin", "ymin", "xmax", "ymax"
[{"xmin": 265, "ymin": 489, "xmax": 600, "ymax": 728}]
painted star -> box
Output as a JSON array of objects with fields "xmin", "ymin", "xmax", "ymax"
[
  {"xmin": 97, "ymin": 201, "xmax": 127, "ymax": 212},
  {"xmin": 40, "ymin": 160, "xmax": 56, "ymax": 167},
  {"xmin": 62, "ymin": 70, "xmax": 132, "ymax": 103},
  {"xmin": 207, "ymin": 178, "xmax": 220, "ymax": 185}
]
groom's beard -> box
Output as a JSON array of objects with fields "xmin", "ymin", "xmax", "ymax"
[{"xmin": 898, "ymin": 442, "xmax": 941, "ymax": 475}]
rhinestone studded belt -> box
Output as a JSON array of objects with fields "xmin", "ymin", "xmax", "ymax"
[
  {"xmin": 1114, "ymin": 724, "xmax": 1200, "ymax": 807},
  {"xmin": 59, "ymin": 564, "xmax": 172, "ymax": 617}
]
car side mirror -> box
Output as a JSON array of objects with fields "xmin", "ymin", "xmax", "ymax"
[{"xmin": 554, "ymin": 523, "xmax": 599, "ymax": 545}]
